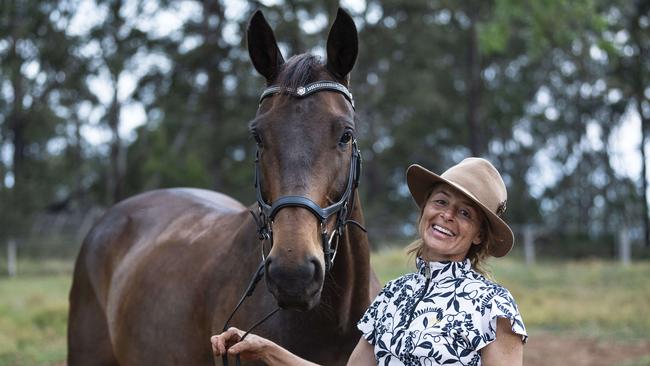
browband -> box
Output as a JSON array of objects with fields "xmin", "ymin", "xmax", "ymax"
[{"xmin": 259, "ymin": 81, "xmax": 355, "ymax": 109}]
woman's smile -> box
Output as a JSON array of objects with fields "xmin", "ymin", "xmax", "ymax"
[{"xmin": 431, "ymin": 224, "xmax": 456, "ymax": 238}]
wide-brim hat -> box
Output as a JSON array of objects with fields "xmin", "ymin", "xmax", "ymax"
[{"xmin": 406, "ymin": 158, "xmax": 514, "ymax": 257}]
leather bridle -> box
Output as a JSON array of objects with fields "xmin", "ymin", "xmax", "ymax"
[
  {"xmin": 250, "ymin": 137, "xmax": 362, "ymax": 272},
  {"xmin": 221, "ymin": 80, "xmax": 365, "ymax": 366},
  {"xmin": 250, "ymin": 80, "xmax": 364, "ymax": 272}
]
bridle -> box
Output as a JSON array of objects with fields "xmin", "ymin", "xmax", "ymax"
[
  {"xmin": 221, "ymin": 80, "xmax": 365, "ymax": 366},
  {"xmin": 251, "ymin": 128, "xmax": 362, "ymax": 273},
  {"xmin": 251, "ymin": 139, "xmax": 362, "ymax": 271}
]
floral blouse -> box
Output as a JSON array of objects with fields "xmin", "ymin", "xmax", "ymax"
[{"xmin": 358, "ymin": 258, "xmax": 527, "ymax": 366}]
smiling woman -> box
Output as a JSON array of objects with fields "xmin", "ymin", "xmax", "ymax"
[
  {"xmin": 212, "ymin": 157, "xmax": 528, "ymax": 366},
  {"xmin": 405, "ymin": 158, "xmax": 514, "ymax": 276}
]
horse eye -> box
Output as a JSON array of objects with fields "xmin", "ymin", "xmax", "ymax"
[
  {"xmin": 251, "ymin": 131, "xmax": 263, "ymax": 146},
  {"xmin": 339, "ymin": 131, "xmax": 353, "ymax": 145}
]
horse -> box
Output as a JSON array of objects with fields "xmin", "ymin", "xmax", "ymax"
[{"xmin": 68, "ymin": 8, "xmax": 380, "ymax": 365}]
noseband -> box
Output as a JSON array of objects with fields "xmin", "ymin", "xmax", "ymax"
[
  {"xmin": 222, "ymin": 80, "xmax": 364, "ymax": 366},
  {"xmin": 251, "ymin": 80, "xmax": 364, "ymax": 272}
]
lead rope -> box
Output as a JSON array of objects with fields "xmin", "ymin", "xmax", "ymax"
[{"xmin": 221, "ymin": 261, "xmax": 280, "ymax": 366}]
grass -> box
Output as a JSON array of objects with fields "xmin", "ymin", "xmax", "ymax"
[
  {"xmin": 495, "ymin": 258, "xmax": 650, "ymax": 340},
  {"xmin": 0, "ymin": 252, "xmax": 649, "ymax": 365},
  {"xmin": 0, "ymin": 273, "xmax": 71, "ymax": 366},
  {"xmin": 622, "ymin": 356, "xmax": 650, "ymax": 366}
]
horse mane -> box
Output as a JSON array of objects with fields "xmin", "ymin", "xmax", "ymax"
[{"xmin": 276, "ymin": 54, "xmax": 324, "ymax": 90}]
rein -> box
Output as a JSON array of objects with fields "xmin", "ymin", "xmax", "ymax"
[{"xmin": 221, "ymin": 80, "xmax": 365, "ymax": 366}]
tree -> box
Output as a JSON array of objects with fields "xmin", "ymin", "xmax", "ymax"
[
  {"xmin": 0, "ymin": 0, "xmax": 93, "ymax": 239},
  {"xmin": 83, "ymin": 0, "xmax": 156, "ymax": 204},
  {"xmin": 604, "ymin": 0, "xmax": 650, "ymax": 246}
]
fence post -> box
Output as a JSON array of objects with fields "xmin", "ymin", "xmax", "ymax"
[
  {"xmin": 618, "ymin": 227, "xmax": 631, "ymax": 266},
  {"xmin": 523, "ymin": 225, "xmax": 535, "ymax": 265},
  {"xmin": 7, "ymin": 239, "xmax": 17, "ymax": 277}
]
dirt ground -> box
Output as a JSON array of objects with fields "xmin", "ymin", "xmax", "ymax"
[{"xmin": 525, "ymin": 334, "xmax": 650, "ymax": 366}]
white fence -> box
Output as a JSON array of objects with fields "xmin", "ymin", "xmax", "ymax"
[
  {"xmin": 514, "ymin": 224, "xmax": 639, "ymax": 266},
  {"xmin": 3, "ymin": 207, "xmax": 105, "ymax": 276}
]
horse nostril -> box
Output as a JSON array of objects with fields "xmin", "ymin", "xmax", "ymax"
[{"xmin": 309, "ymin": 257, "xmax": 323, "ymax": 284}]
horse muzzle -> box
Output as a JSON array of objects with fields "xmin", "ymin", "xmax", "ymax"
[{"xmin": 264, "ymin": 253, "xmax": 324, "ymax": 311}]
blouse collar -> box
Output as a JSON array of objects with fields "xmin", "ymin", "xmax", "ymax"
[{"xmin": 416, "ymin": 257, "xmax": 472, "ymax": 281}]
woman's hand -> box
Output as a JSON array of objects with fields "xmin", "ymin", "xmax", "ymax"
[
  {"xmin": 210, "ymin": 328, "xmax": 322, "ymax": 366},
  {"xmin": 211, "ymin": 327, "xmax": 271, "ymax": 361}
]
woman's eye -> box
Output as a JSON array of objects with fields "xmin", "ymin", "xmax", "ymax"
[
  {"xmin": 435, "ymin": 199, "xmax": 446, "ymax": 205},
  {"xmin": 339, "ymin": 131, "xmax": 353, "ymax": 144},
  {"xmin": 459, "ymin": 209, "xmax": 471, "ymax": 218}
]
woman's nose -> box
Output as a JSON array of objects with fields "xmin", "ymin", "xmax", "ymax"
[{"xmin": 440, "ymin": 209, "xmax": 454, "ymax": 221}]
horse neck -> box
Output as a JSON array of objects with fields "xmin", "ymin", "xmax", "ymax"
[{"xmin": 319, "ymin": 192, "xmax": 371, "ymax": 332}]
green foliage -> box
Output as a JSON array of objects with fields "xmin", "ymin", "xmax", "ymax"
[
  {"xmin": 1, "ymin": 0, "xmax": 649, "ymax": 255},
  {"xmin": 0, "ymin": 2, "xmax": 93, "ymax": 243}
]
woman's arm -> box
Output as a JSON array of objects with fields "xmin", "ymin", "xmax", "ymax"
[
  {"xmin": 346, "ymin": 338, "xmax": 375, "ymax": 366},
  {"xmin": 480, "ymin": 317, "xmax": 524, "ymax": 366},
  {"xmin": 211, "ymin": 328, "xmax": 376, "ymax": 366}
]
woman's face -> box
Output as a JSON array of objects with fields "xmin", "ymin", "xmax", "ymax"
[{"xmin": 418, "ymin": 183, "xmax": 483, "ymax": 262}]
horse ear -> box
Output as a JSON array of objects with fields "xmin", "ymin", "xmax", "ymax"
[
  {"xmin": 326, "ymin": 8, "xmax": 358, "ymax": 82},
  {"xmin": 247, "ymin": 10, "xmax": 285, "ymax": 83}
]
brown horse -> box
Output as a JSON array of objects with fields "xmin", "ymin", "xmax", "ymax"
[{"xmin": 68, "ymin": 8, "xmax": 379, "ymax": 366}]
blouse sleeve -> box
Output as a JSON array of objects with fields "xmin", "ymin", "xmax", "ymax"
[
  {"xmin": 356, "ymin": 283, "xmax": 391, "ymax": 345},
  {"xmin": 474, "ymin": 285, "xmax": 528, "ymax": 350}
]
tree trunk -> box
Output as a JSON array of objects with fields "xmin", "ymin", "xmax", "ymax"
[
  {"xmin": 8, "ymin": 21, "xmax": 31, "ymax": 236},
  {"xmin": 640, "ymin": 112, "xmax": 649, "ymax": 247},
  {"xmin": 465, "ymin": 8, "xmax": 483, "ymax": 156},
  {"xmin": 203, "ymin": 0, "xmax": 226, "ymax": 190},
  {"xmin": 631, "ymin": 1, "xmax": 649, "ymax": 247},
  {"xmin": 285, "ymin": 0, "xmax": 304, "ymax": 55},
  {"xmin": 8, "ymin": 14, "xmax": 26, "ymax": 194},
  {"xmin": 107, "ymin": 84, "xmax": 125, "ymax": 204},
  {"xmin": 73, "ymin": 118, "xmax": 85, "ymax": 205}
]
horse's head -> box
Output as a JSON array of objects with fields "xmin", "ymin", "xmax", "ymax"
[{"xmin": 247, "ymin": 9, "xmax": 359, "ymax": 311}]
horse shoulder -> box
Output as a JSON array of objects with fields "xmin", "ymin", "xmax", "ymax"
[{"xmin": 75, "ymin": 188, "xmax": 254, "ymax": 363}]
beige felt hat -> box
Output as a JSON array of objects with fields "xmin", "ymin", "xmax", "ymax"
[{"xmin": 406, "ymin": 158, "xmax": 514, "ymax": 257}]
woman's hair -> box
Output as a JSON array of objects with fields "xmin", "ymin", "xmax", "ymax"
[{"xmin": 405, "ymin": 185, "xmax": 493, "ymax": 277}]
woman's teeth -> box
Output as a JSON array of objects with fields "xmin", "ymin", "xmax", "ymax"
[{"xmin": 433, "ymin": 224, "xmax": 454, "ymax": 237}]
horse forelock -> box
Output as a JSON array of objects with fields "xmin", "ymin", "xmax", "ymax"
[{"xmin": 276, "ymin": 54, "xmax": 329, "ymax": 90}]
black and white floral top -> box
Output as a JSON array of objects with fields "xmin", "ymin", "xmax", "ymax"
[{"xmin": 357, "ymin": 258, "xmax": 527, "ymax": 366}]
